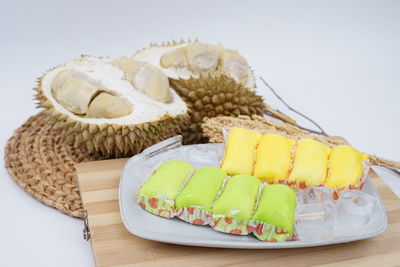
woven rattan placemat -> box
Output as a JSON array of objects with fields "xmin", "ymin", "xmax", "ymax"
[{"xmin": 4, "ymin": 112, "xmax": 105, "ymax": 218}]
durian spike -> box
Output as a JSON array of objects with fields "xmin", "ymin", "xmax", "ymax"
[
  {"xmin": 169, "ymin": 73, "xmax": 267, "ymax": 144},
  {"xmin": 147, "ymin": 38, "xmax": 193, "ymax": 48}
]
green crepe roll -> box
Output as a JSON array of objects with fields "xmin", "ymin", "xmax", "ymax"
[
  {"xmin": 137, "ymin": 160, "xmax": 195, "ymax": 218},
  {"xmin": 175, "ymin": 167, "xmax": 227, "ymax": 225},
  {"xmin": 250, "ymin": 184, "xmax": 297, "ymax": 242},
  {"xmin": 211, "ymin": 174, "xmax": 261, "ymax": 235}
]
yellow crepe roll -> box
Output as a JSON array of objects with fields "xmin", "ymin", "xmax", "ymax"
[
  {"xmin": 288, "ymin": 139, "xmax": 331, "ymax": 186},
  {"xmin": 325, "ymin": 145, "xmax": 369, "ymax": 188},
  {"xmin": 253, "ymin": 134, "xmax": 295, "ymax": 182},
  {"xmin": 221, "ymin": 128, "xmax": 262, "ymax": 175}
]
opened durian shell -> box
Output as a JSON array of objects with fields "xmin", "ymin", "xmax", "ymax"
[
  {"xmin": 133, "ymin": 39, "xmax": 256, "ymax": 88},
  {"xmin": 35, "ymin": 55, "xmax": 189, "ymax": 157},
  {"xmin": 132, "ymin": 40, "xmax": 271, "ymax": 143}
]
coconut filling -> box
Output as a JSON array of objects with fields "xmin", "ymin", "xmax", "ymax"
[
  {"xmin": 41, "ymin": 56, "xmax": 187, "ymax": 125},
  {"xmin": 132, "ymin": 41, "xmax": 255, "ymax": 88}
]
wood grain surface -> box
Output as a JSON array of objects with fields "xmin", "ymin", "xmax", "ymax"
[{"xmin": 76, "ymin": 158, "xmax": 400, "ymax": 267}]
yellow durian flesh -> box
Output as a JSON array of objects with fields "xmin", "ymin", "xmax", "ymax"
[
  {"xmin": 51, "ymin": 68, "xmax": 134, "ymax": 119},
  {"xmin": 160, "ymin": 47, "xmax": 188, "ymax": 69},
  {"xmin": 325, "ymin": 145, "xmax": 369, "ymax": 188},
  {"xmin": 185, "ymin": 42, "xmax": 220, "ymax": 74},
  {"xmin": 51, "ymin": 70, "xmax": 102, "ymax": 115},
  {"xmin": 128, "ymin": 63, "xmax": 171, "ymax": 103},
  {"xmin": 111, "ymin": 57, "xmax": 171, "ymax": 103},
  {"xmin": 86, "ymin": 92, "xmax": 133, "ymax": 119},
  {"xmin": 159, "ymin": 42, "xmax": 220, "ymax": 75},
  {"xmin": 220, "ymin": 49, "xmax": 249, "ymax": 84}
]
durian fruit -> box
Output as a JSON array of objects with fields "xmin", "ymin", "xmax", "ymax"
[
  {"xmin": 35, "ymin": 55, "xmax": 189, "ymax": 157},
  {"xmin": 170, "ymin": 74, "xmax": 266, "ymax": 143},
  {"xmin": 133, "ymin": 40, "xmax": 256, "ymax": 88},
  {"xmin": 132, "ymin": 40, "xmax": 267, "ymax": 143}
]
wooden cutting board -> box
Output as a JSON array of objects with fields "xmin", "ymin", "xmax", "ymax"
[{"xmin": 76, "ymin": 159, "xmax": 400, "ymax": 267}]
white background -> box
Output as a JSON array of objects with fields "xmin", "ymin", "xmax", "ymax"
[{"xmin": 1, "ymin": 1, "xmax": 399, "ymax": 266}]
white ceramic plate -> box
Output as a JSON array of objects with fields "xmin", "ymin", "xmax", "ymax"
[{"xmin": 119, "ymin": 136, "xmax": 388, "ymax": 248}]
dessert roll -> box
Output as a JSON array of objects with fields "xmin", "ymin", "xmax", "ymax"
[
  {"xmin": 175, "ymin": 167, "xmax": 227, "ymax": 225},
  {"xmin": 137, "ymin": 160, "xmax": 194, "ymax": 218},
  {"xmin": 211, "ymin": 174, "xmax": 261, "ymax": 235},
  {"xmin": 287, "ymin": 139, "xmax": 331, "ymax": 190},
  {"xmin": 221, "ymin": 128, "xmax": 262, "ymax": 176},
  {"xmin": 250, "ymin": 184, "xmax": 297, "ymax": 242},
  {"xmin": 325, "ymin": 145, "xmax": 369, "ymax": 199},
  {"xmin": 253, "ymin": 134, "xmax": 295, "ymax": 183}
]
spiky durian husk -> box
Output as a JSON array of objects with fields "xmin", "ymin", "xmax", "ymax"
[
  {"xmin": 34, "ymin": 79, "xmax": 190, "ymax": 157},
  {"xmin": 133, "ymin": 38, "xmax": 196, "ymax": 55},
  {"xmin": 170, "ymin": 73, "xmax": 266, "ymax": 144},
  {"xmin": 148, "ymin": 38, "xmax": 196, "ymax": 48}
]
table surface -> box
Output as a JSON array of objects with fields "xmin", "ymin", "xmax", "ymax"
[{"xmin": 1, "ymin": 1, "xmax": 399, "ymax": 266}]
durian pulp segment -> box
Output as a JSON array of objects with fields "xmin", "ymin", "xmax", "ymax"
[
  {"xmin": 185, "ymin": 42, "xmax": 220, "ymax": 74},
  {"xmin": 159, "ymin": 47, "xmax": 189, "ymax": 71},
  {"xmin": 51, "ymin": 69, "xmax": 103, "ymax": 115},
  {"xmin": 41, "ymin": 56, "xmax": 187, "ymax": 125},
  {"xmin": 132, "ymin": 42, "xmax": 256, "ymax": 89},
  {"xmin": 86, "ymin": 92, "xmax": 133, "ymax": 119},
  {"xmin": 110, "ymin": 57, "xmax": 171, "ymax": 103},
  {"xmin": 220, "ymin": 49, "xmax": 250, "ymax": 85},
  {"xmin": 133, "ymin": 44, "xmax": 193, "ymax": 79}
]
